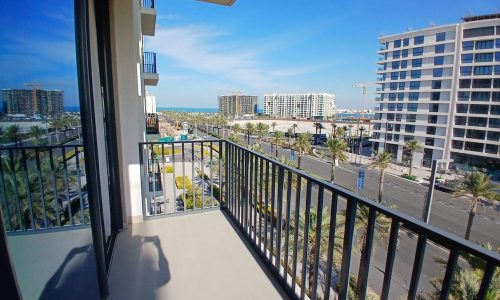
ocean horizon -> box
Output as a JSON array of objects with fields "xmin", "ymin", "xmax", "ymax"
[{"xmin": 157, "ymin": 107, "xmax": 218, "ymax": 113}]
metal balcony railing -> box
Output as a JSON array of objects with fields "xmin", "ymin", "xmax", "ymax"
[
  {"xmin": 143, "ymin": 51, "xmax": 157, "ymax": 74},
  {"xmin": 139, "ymin": 137, "xmax": 500, "ymax": 300},
  {"xmin": 141, "ymin": 0, "xmax": 155, "ymax": 9},
  {"xmin": 0, "ymin": 145, "xmax": 88, "ymax": 231}
]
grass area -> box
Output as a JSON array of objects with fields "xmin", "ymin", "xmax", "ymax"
[
  {"xmin": 175, "ymin": 176, "xmax": 192, "ymax": 189},
  {"xmin": 401, "ymin": 174, "xmax": 417, "ymax": 181},
  {"xmin": 152, "ymin": 146, "xmax": 183, "ymax": 156}
]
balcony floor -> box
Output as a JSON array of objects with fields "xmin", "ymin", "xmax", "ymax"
[{"xmin": 108, "ymin": 210, "xmax": 288, "ymax": 300}]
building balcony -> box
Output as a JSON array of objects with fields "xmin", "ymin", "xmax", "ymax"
[
  {"xmin": 140, "ymin": 0, "xmax": 157, "ymax": 36},
  {"xmin": 143, "ymin": 51, "xmax": 159, "ymax": 86}
]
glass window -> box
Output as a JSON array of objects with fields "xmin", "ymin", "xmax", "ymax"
[
  {"xmin": 460, "ymin": 66, "xmax": 472, "ymax": 76},
  {"xmin": 475, "ymin": 40, "xmax": 494, "ymax": 50},
  {"xmin": 393, "ymin": 50, "xmax": 401, "ymax": 59},
  {"xmin": 475, "ymin": 53, "xmax": 493, "ymax": 62},
  {"xmin": 403, "ymin": 38, "xmax": 409, "ymax": 46},
  {"xmin": 452, "ymin": 141, "xmax": 463, "ymax": 150},
  {"xmin": 495, "ymin": 65, "xmax": 500, "ymax": 75},
  {"xmin": 401, "ymin": 60, "xmax": 408, "ymax": 69},
  {"xmin": 410, "ymin": 81, "xmax": 420, "ymax": 90},
  {"xmin": 407, "ymin": 103, "xmax": 418, "ymax": 111},
  {"xmin": 394, "ymin": 39, "xmax": 401, "ymax": 48},
  {"xmin": 414, "ymin": 35, "xmax": 424, "ymax": 45},
  {"xmin": 491, "ymin": 106, "xmax": 500, "ymax": 115},
  {"xmin": 469, "ymin": 117, "xmax": 488, "ymax": 127},
  {"xmin": 399, "ymin": 71, "xmax": 407, "ymax": 79},
  {"xmin": 402, "ymin": 49, "xmax": 408, "ymax": 58},
  {"xmin": 398, "ymin": 92, "xmax": 405, "ymax": 101},
  {"xmin": 405, "ymin": 125, "xmax": 415, "ymax": 133},
  {"xmin": 469, "ymin": 104, "xmax": 489, "ymax": 114},
  {"xmin": 391, "ymin": 61, "xmax": 400, "ymax": 69},
  {"xmin": 472, "ymin": 79, "xmax": 491, "ymax": 89},
  {"xmin": 395, "ymin": 124, "xmax": 401, "ymax": 131},
  {"xmin": 471, "ymin": 92, "xmax": 490, "ymax": 101},
  {"xmin": 394, "ymin": 134, "xmax": 400, "ymax": 141},
  {"xmin": 387, "ymin": 113, "xmax": 395, "ymax": 121},
  {"xmin": 493, "ymin": 92, "xmax": 500, "ymax": 102},
  {"xmin": 494, "ymin": 79, "xmax": 500, "ymax": 89},
  {"xmin": 434, "ymin": 56, "xmax": 444, "ymax": 65},
  {"xmin": 390, "ymin": 82, "xmax": 398, "ymax": 90},
  {"xmin": 406, "ymin": 114, "xmax": 416, "ymax": 122},
  {"xmin": 389, "ymin": 93, "xmax": 397, "ymax": 100},
  {"xmin": 409, "ymin": 92, "xmax": 419, "ymax": 101},
  {"xmin": 396, "ymin": 114, "xmax": 402, "ymax": 121},
  {"xmin": 411, "ymin": 70, "xmax": 421, "ymax": 78},
  {"xmin": 427, "ymin": 126, "xmax": 436, "ymax": 135},
  {"xmin": 490, "ymin": 118, "xmax": 500, "ymax": 128},
  {"xmin": 458, "ymin": 91, "xmax": 470, "ymax": 101},
  {"xmin": 456, "ymin": 104, "xmax": 468, "ymax": 113},
  {"xmin": 463, "ymin": 26, "xmax": 494, "ymax": 38},
  {"xmin": 431, "ymin": 92, "xmax": 440, "ymax": 101},
  {"xmin": 485, "ymin": 144, "xmax": 498, "ymax": 155},
  {"xmin": 413, "ymin": 47, "xmax": 423, "ymax": 56},
  {"xmin": 435, "ymin": 44, "xmax": 445, "ymax": 53},
  {"xmin": 399, "ymin": 82, "xmax": 405, "ymax": 90},
  {"xmin": 433, "ymin": 68, "xmax": 443, "ymax": 77},
  {"xmin": 464, "ymin": 142, "xmax": 484, "ymax": 152},
  {"xmin": 497, "ymin": 38, "xmax": 500, "ymax": 48},
  {"xmin": 397, "ymin": 103, "xmax": 403, "ymax": 111},
  {"xmin": 455, "ymin": 116, "xmax": 467, "ymax": 125},
  {"xmin": 391, "ymin": 72, "xmax": 398, "ymax": 80},
  {"xmin": 388, "ymin": 103, "xmax": 396, "ymax": 111},
  {"xmin": 462, "ymin": 41, "xmax": 474, "ymax": 51},
  {"xmin": 461, "ymin": 53, "xmax": 473, "ymax": 63},
  {"xmin": 459, "ymin": 79, "xmax": 471, "ymax": 88},
  {"xmin": 473, "ymin": 66, "xmax": 492, "ymax": 75},
  {"xmin": 487, "ymin": 131, "xmax": 500, "ymax": 141},
  {"xmin": 454, "ymin": 128, "xmax": 466, "ymax": 137},
  {"xmin": 495, "ymin": 52, "xmax": 500, "ymax": 61},
  {"xmin": 436, "ymin": 32, "xmax": 446, "ymax": 41},
  {"xmin": 412, "ymin": 58, "xmax": 422, "ymax": 67},
  {"xmin": 432, "ymin": 80, "xmax": 442, "ymax": 89},
  {"xmin": 466, "ymin": 129, "xmax": 486, "ymax": 139}
]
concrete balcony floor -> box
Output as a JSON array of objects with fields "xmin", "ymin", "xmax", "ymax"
[{"xmin": 108, "ymin": 210, "xmax": 288, "ymax": 300}]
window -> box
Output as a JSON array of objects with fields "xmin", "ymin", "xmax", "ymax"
[
  {"xmin": 493, "ymin": 92, "xmax": 500, "ymax": 102},
  {"xmin": 454, "ymin": 128, "xmax": 465, "ymax": 137},
  {"xmin": 433, "ymin": 68, "xmax": 443, "ymax": 77},
  {"xmin": 455, "ymin": 116, "xmax": 467, "ymax": 125},
  {"xmin": 404, "ymin": 135, "xmax": 414, "ymax": 142},
  {"xmin": 459, "ymin": 79, "xmax": 471, "ymax": 88},
  {"xmin": 494, "ymin": 79, "xmax": 500, "ymax": 88},
  {"xmin": 387, "ymin": 113, "xmax": 395, "ymax": 121},
  {"xmin": 469, "ymin": 117, "xmax": 488, "ymax": 127},
  {"xmin": 436, "ymin": 32, "xmax": 446, "ymax": 41},
  {"xmin": 460, "ymin": 66, "xmax": 472, "ymax": 76},
  {"xmin": 413, "ymin": 47, "xmax": 423, "ymax": 56},
  {"xmin": 394, "ymin": 134, "xmax": 400, "ymax": 142},
  {"xmin": 399, "ymin": 82, "xmax": 405, "ymax": 90},
  {"xmin": 409, "ymin": 92, "xmax": 419, "ymax": 101},
  {"xmin": 435, "ymin": 44, "xmax": 445, "ymax": 54},
  {"xmin": 467, "ymin": 129, "xmax": 486, "ymax": 139},
  {"xmin": 412, "ymin": 58, "xmax": 422, "ymax": 67},
  {"xmin": 473, "ymin": 66, "xmax": 492, "ymax": 75},
  {"xmin": 427, "ymin": 126, "xmax": 436, "ymax": 135},
  {"xmin": 429, "ymin": 104, "xmax": 439, "ymax": 112},
  {"xmin": 396, "ymin": 114, "xmax": 402, "ymax": 121},
  {"xmin": 469, "ymin": 104, "xmax": 489, "ymax": 114},
  {"xmin": 490, "ymin": 118, "xmax": 500, "ymax": 128},
  {"xmin": 391, "ymin": 61, "xmax": 400, "ymax": 69},
  {"xmin": 428, "ymin": 115, "xmax": 438, "ymax": 123},
  {"xmin": 398, "ymin": 92, "xmax": 405, "ymax": 101},
  {"xmin": 472, "ymin": 79, "xmax": 491, "ymax": 89},
  {"xmin": 456, "ymin": 104, "xmax": 468, "ymax": 113},
  {"xmin": 496, "ymin": 52, "xmax": 500, "ymax": 61},
  {"xmin": 399, "ymin": 71, "xmax": 407, "ymax": 79},
  {"xmin": 434, "ymin": 56, "xmax": 444, "ymax": 65},
  {"xmin": 464, "ymin": 142, "xmax": 484, "ymax": 152},
  {"xmin": 495, "ymin": 65, "xmax": 500, "ymax": 75},
  {"xmin": 458, "ymin": 91, "xmax": 470, "ymax": 101},
  {"xmin": 463, "ymin": 26, "xmax": 494, "ymax": 38},
  {"xmin": 386, "ymin": 134, "xmax": 392, "ymax": 141},
  {"xmin": 397, "ymin": 103, "xmax": 403, "ymax": 111},
  {"xmin": 405, "ymin": 125, "xmax": 415, "ymax": 133},
  {"xmin": 390, "ymin": 83, "xmax": 398, "ymax": 90},
  {"xmin": 393, "ymin": 50, "xmax": 401, "ymax": 59},
  {"xmin": 475, "ymin": 40, "xmax": 494, "ymax": 50},
  {"xmin": 471, "ymin": 92, "xmax": 490, "ymax": 101},
  {"xmin": 406, "ymin": 114, "xmax": 416, "ymax": 122},
  {"xmin": 475, "ymin": 53, "xmax": 493, "ymax": 62},
  {"xmin": 452, "ymin": 140, "xmax": 464, "ymax": 149},
  {"xmin": 395, "ymin": 124, "xmax": 401, "ymax": 132},
  {"xmin": 401, "ymin": 60, "xmax": 408, "ymax": 68},
  {"xmin": 487, "ymin": 131, "xmax": 500, "ymax": 142},
  {"xmin": 462, "ymin": 41, "xmax": 474, "ymax": 51},
  {"xmin": 432, "ymin": 80, "xmax": 442, "ymax": 89},
  {"xmin": 389, "ymin": 93, "xmax": 397, "ymax": 100},
  {"xmin": 411, "ymin": 70, "xmax": 421, "ymax": 78},
  {"xmin": 407, "ymin": 103, "xmax": 418, "ymax": 111},
  {"xmin": 402, "ymin": 49, "xmax": 408, "ymax": 58},
  {"xmin": 414, "ymin": 35, "xmax": 424, "ymax": 45},
  {"xmin": 491, "ymin": 106, "xmax": 500, "ymax": 115},
  {"xmin": 394, "ymin": 39, "xmax": 401, "ymax": 48},
  {"xmin": 497, "ymin": 38, "xmax": 500, "ymax": 48},
  {"xmin": 425, "ymin": 138, "xmax": 435, "ymax": 146},
  {"xmin": 410, "ymin": 81, "xmax": 420, "ymax": 90},
  {"xmin": 431, "ymin": 92, "xmax": 440, "ymax": 101},
  {"xmin": 403, "ymin": 38, "xmax": 409, "ymax": 46},
  {"xmin": 485, "ymin": 144, "xmax": 498, "ymax": 155},
  {"xmin": 391, "ymin": 72, "xmax": 398, "ymax": 80},
  {"xmin": 461, "ymin": 53, "xmax": 473, "ymax": 63},
  {"xmin": 388, "ymin": 103, "xmax": 396, "ymax": 111}
]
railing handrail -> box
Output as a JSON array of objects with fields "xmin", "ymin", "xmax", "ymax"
[
  {"xmin": 141, "ymin": 0, "xmax": 155, "ymax": 9},
  {"xmin": 0, "ymin": 144, "xmax": 84, "ymax": 151}
]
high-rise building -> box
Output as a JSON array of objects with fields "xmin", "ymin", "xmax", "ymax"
[
  {"xmin": 1, "ymin": 89, "xmax": 64, "ymax": 117},
  {"xmin": 218, "ymin": 94, "xmax": 257, "ymax": 116},
  {"xmin": 263, "ymin": 92, "xmax": 336, "ymax": 119},
  {"xmin": 371, "ymin": 14, "xmax": 500, "ymax": 172}
]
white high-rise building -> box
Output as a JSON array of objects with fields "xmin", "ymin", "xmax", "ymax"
[
  {"xmin": 263, "ymin": 92, "xmax": 336, "ymax": 119},
  {"xmin": 371, "ymin": 14, "xmax": 500, "ymax": 174}
]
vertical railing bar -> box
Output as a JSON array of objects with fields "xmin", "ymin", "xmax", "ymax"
[
  {"xmin": 324, "ymin": 192, "xmax": 339, "ymax": 300},
  {"xmin": 248, "ymin": 153, "xmax": 254, "ymax": 237},
  {"xmin": 171, "ymin": 143, "xmax": 177, "ymax": 213},
  {"xmin": 358, "ymin": 207, "xmax": 377, "ymax": 300},
  {"xmin": 338, "ymin": 199, "xmax": 358, "ymax": 300},
  {"xmin": 300, "ymin": 180, "xmax": 313, "ymax": 300},
  {"xmin": 236, "ymin": 146, "xmax": 240, "ymax": 222},
  {"xmin": 291, "ymin": 175, "xmax": 302, "ymax": 293},
  {"xmin": 9, "ymin": 149, "xmax": 23, "ymax": 230},
  {"xmin": 275, "ymin": 166, "xmax": 285, "ymax": 273},
  {"xmin": 477, "ymin": 262, "xmax": 495, "ymax": 300},
  {"xmin": 201, "ymin": 141, "xmax": 205, "ymax": 210},
  {"xmin": 270, "ymin": 164, "xmax": 276, "ymax": 261},
  {"xmin": 139, "ymin": 144, "xmax": 148, "ymax": 218},
  {"xmin": 264, "ymin": 160, "xmax": 270, "ymax": 256},
  {"xmin": 243, "ymin": 150, "xmax": 249, "ymax": 232},
  {"xmin": 35, "ymin": 149, "xmax": 48, "ymax": 227},
  {"xmin": 408, "ymin": 233, "xmax": 428, "ymax": 299},
  {"xmin": 152, "ymin": 145, "xmax": 158, "ymax": 216},
  {"xmin": 145, "ymin": 145, "xmax": 151, "ymax": 216},
  {"xmin": 0, "ymin": 151, "xmax": 13, "ymax": 231},
  {"xmin": 253, "ymin": 154, "xmax": 258, "ymax": 243},
  {"xmin": 311, "ymin": 185, "xmax": 325, "ymax": 300},
  {"xmin": 191, "ymin": 142, "xmax": 196, "ymax": 211},
  {"xmin": 210, "ymin": 142, "xmax": 214, "ymax": 208},
  {"xmin": 48, "ymin": 149, "xmax": 61, "ymax": 227},
  {"xmin": 258, "ymin": 156, "xmax": 264, "ymax": 246},
  {"xmin": 283, "ymin": 170, "xmax": 293, "ymax": 281},
  {"xmin": 439, "ymin": 249, "xmax": 459, "ymax": 300},
  {"xmin": 381, "ymin": 219, "xmax": 400, "ymax": 300},
  {"xmin": 74, "ymin": 147, "xmax": 85, "ymax": 223},
  {"xmin": 222, "ymin": 141, "xmax": 226, "ymax": 209},
  {"xmin": 182, "ymin": 143, "xmax": 186, "ymax": 212},
  {"xmin": 61, "ymin": 147, "xmax": 74, "ymax": 225},
  {"xmin": 228, "ymin": 144, "xmax": 232, "ymax": 213},
  {"xmin": 21, "ymin": 149, "xmax": 35, "ymax": 230},
  {"xmin": 159, "ymin": 143, "xmax": 165, "ymax": 215}
]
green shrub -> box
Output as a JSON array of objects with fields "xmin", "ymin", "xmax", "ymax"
[
  {"xmin": 175, "ymin": 176, "xmax": 191, "ymax": 189},
  {"xmin": 163, "ymin": 165, "xmax": 174, "ymax": 173},
  {"xmin": 401, "ymin": 174, "xmax": 417, "ymax": 181}
]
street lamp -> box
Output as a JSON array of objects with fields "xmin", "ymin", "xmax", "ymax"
[
  {"xmin": 356, "ymin": 126, "xmax": 366, "ymax": 164},
  {"xmin": 422, "ymin": 159, "xmax": 453, "ymax": 223}
]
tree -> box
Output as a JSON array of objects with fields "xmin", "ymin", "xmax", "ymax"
[
  {"xmin": 50, "ymin": 118, "xmax": 64, "ymax": 144},
  {"xmin": 330, "ymin": 122, "xmax": 337, "ymax": 138},
  {"xmin": 335, "ymin": 126, "xmax": 345, "ymax": 139},
  {"xmin": 228, "ymin": 133, "xmax": 241, "ymax": 144},
  {"xmin": 271, "ymin": 131, "xmax": 285, "ymax": 157},
  {"xmin": 293, "ymin": 132, "xmax": 312, "ymax": 169},
  {"xmin": 314, "ymin": 122, "xmax": 324, "ymax": 135},
  {"xmin": 255, "ymin": 122, "xmax": 269, "ymax": 144},
  {"xmin": 324, "ymin": 138, "xmax": 348, "ymax": 183},
  {"xmin": 370, "ymin": 151, "xmax": 392, "ymax": 203},
  {"xmin": 454, "ymin": 172, "xmax": 499, "ymax": 240},
  {"xmin": 29, "ymin": 125, "xmax": 45, "ymax": 146},
  {"xmin": 271, "ymin": 121, "xmax": 277, "ymax": 133},
  {"xmin": 232, "ymin": 123, "xmax": 241, "ymax": 135},
  {"xmin": 404, "ymin": 140, "xmax": 423, "ymax": 177},
  {"xmin": 244, "ymin": 122, "xmax": 255, "ymax": 145},
  {"xmin": 5, "ymin": 125, "xmax": 23, "ymax": 146},
  {"xmin": 292, "ymin": 123, "xmax": 298, "ymax": 135},
  {"xmin": 286, "ymin": 127, "xmax": 294, "ymax": 148}
]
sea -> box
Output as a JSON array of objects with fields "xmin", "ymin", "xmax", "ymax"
[
  {"xmin": 157, "ymin": 107, "xmax": 218, "ymax": 113},
  {"xmin": 64, "ymin": 106, "xmax": 81, "ymax": 112}
]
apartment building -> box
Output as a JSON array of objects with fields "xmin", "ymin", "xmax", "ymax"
[
  {"xmin": 218, "ymin": 94, "xmax": 258, "ymax": 116},
  {"xmin": 263, "ymin": 92, "xmax": 336, "ymax": 119},
  {"xmin": 371, "ymin": 14, "xmax": 500, "ymax": 172},
  {"xmin": 1, "ymin": 89, "xmax": 64, "ymax": 117}
]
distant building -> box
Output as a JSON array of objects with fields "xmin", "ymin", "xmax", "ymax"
[
  {"xmin": 263, "ymin": 93, "xmax": 336, "ymax": 119},
  {"xmin": 145, "ymin": 93, "xmax": 157, "ymax": 114},
  {"xmin": 1, "ymin": 89, "xmax": 64, "ymax": 117},
  {"xmin": 218, "ymin": 94, "xmax": 258, "ymax": 116}
]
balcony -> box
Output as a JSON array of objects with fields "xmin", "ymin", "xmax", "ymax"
[
  {"xmin": 140, "ymin": 0, "xmax": 157, "ymax": 36},
  {"xmin": 143, "ymin": 51, "xmax": 159, "ymax": 86}
]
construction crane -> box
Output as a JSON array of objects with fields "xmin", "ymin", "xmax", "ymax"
[{"xmin": 24, "ymin": 83, "xmax": 43, "ymax": 115}]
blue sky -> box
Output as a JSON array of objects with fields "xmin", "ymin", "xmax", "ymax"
[{"xmin": 0, "ymin": 1, "xmax": 498, "ymax": 109}]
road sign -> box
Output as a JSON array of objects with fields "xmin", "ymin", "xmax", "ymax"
[
  {"xmin": 357, "ymin": 168, "xmax": 365, "ymax": 192},
  {"xmin": 290, "ymin": 149, "xmax": 295, "ymax": 161}
]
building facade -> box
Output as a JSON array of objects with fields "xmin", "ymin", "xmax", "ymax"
[
  {"xmin": 1, "ymin": 89, "xmax": 64, "ymax": 117},
  {"xmin": 218, "ymin": 94, "xmax": 257, "ymax": 116},
  {"xmin": 263, "ymin": 92, "xmax": 336, "ymax": 119},
  {"xmin": 371, "ymin": 14, "xmax": 500, "ymax": 172}
]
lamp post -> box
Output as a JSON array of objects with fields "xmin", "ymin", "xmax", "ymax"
[
  {"xmin": 357, "ymin": 126, "xmax": 365, "ymax": 164},
  {"xmin": 422, "ymin": 159, "xmax": 453, "ymax": 223}
]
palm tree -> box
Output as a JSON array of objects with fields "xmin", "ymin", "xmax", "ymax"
[
  {"xmin": 293, "ymin": 132, "xmax": 312, "ymax": 169},
  {"xmin": 255, "ymin": 122, "xmax": 268, "ymax": 144},
  {"xmin": 313, "ymin": 122, "xmax": 324, "ymax": 135},
  {"xmin": 50, "ymin": 118, "xmax": 64, "ymax": 144},
  {"xmin": 292, "ymin": 123, "xmax": 298, "ymax": 135},
  {"xmin": 271, "ymin": 121, "xmax": 277, "ymax": 133},
  {"xmin": 5, "ymin": 125, "xmax": 23, "ymax": 146},
  {"xmin": 324, "ymin": 138, "xmax": 348, "ymax": 183},
  {"xmin": 335, "ymin": 126, "xmax": 345, "ymax": 139},
  {"xmin": 454, "ymin": 172, "xmax": 499, "ymax": 240},
  {"xmin": 232, "ymin": 123, "xmax": 241, "ymax": 135},
  {"xmin": 330, "ymin": 122, "xmax": 337, "ymax": 138},
  {"xmin": 404, "ymin": 140, "xmax": 423, "ymax": 176},
  {"xmin": 286, "ymin": 127, "xmax": 294, "ymax": 148},
  {"xmin": 244, "ymin": 122, "xmax": 255, "ymax": 145},
  {"xmin": 228, "ymin": 133, "xmax": 241, "ymax": 144},
  {"xmin": 271, "ymin": 131, "xmax": 285, "ymax": 157},
  {"xmin": 370, "ymin": 151, "xmax": 392, "ymax": 203},
  {"xmin": 0, "ymin": 126, "xmax": 4, "ymax": 144},
  {"xmin": 29, "ymin": 125, "xmax": 45, "ymax": 146}
]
